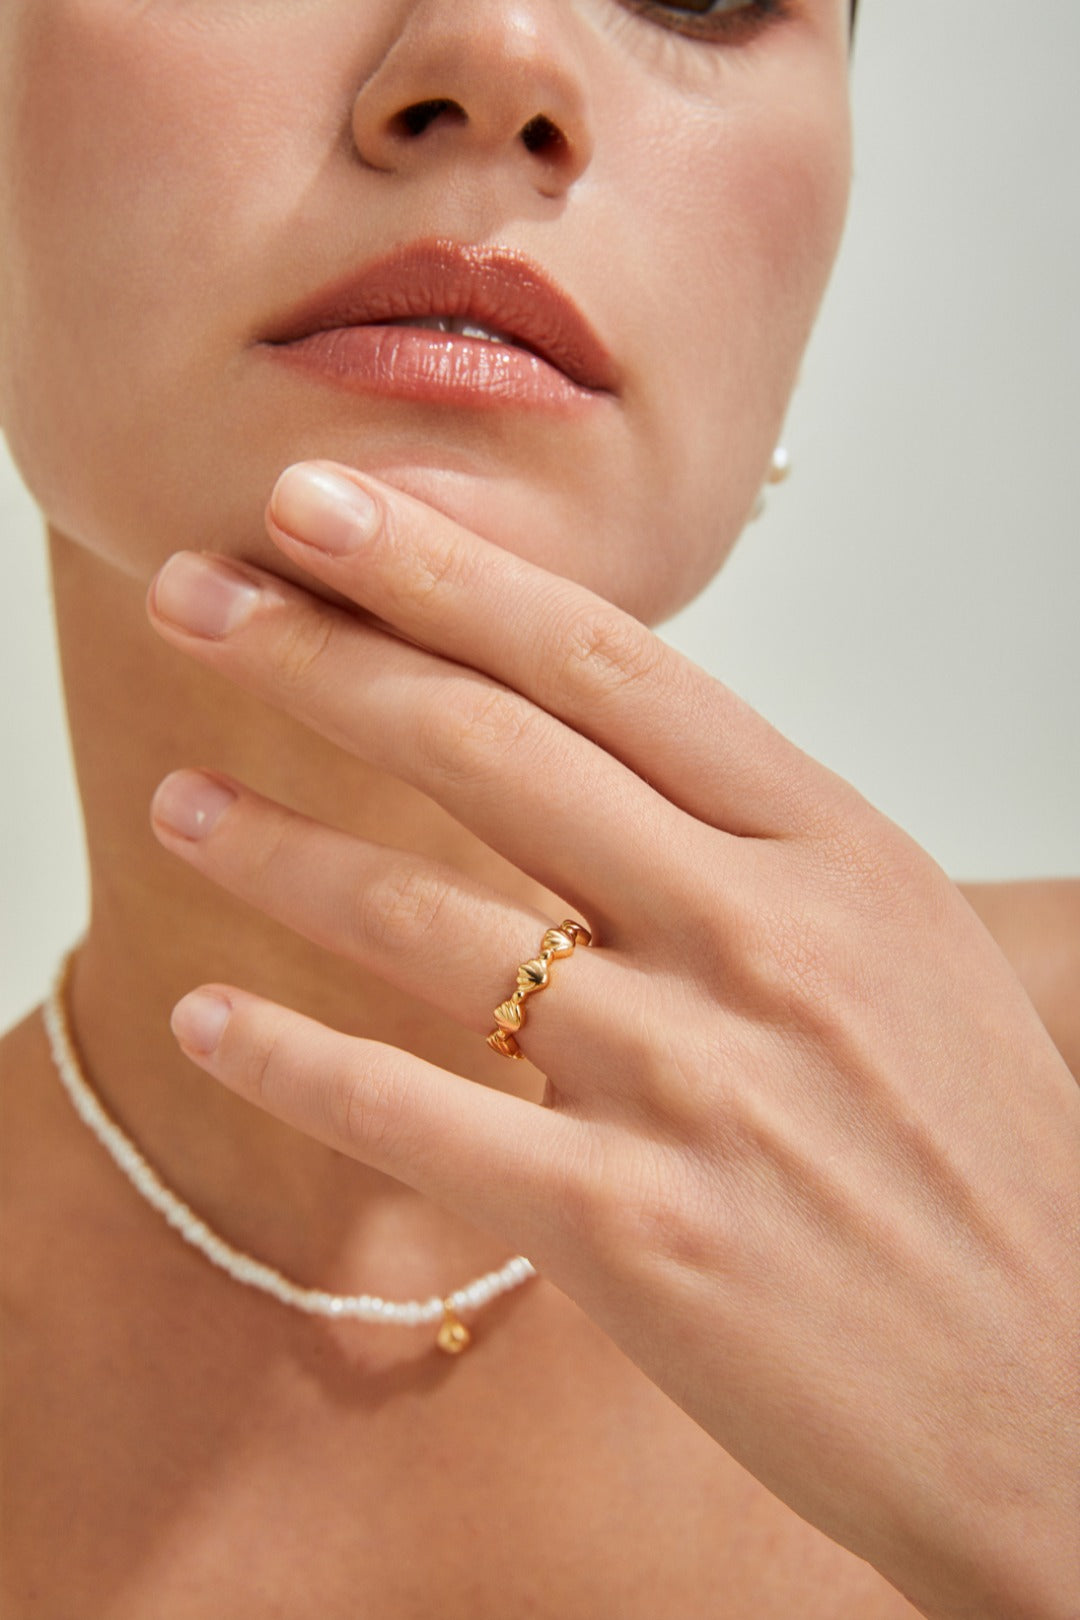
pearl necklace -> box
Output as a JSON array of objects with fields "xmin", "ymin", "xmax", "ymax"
[{"xmin": 43, "ymin": 952, "xmax": 536, "ymax": 1354}]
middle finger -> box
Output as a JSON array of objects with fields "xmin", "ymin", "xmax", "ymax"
[{"xmin": 146, "ymin": 550, "xmax": 697, "ymax": 932}]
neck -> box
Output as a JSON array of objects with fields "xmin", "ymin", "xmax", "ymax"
[{"xmin": 49, "ymin": 526, "xmax": 558, "ymax": 1295}]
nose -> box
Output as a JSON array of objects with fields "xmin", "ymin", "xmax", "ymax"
[{"xmin": 350, "ymin": 1, "xmax": 594, "ymax": 196}]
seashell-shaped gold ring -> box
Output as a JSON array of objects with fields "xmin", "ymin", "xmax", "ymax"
[{"xmin": 485, "ymin": 920, "xmax": 592, "ymax": 1060}]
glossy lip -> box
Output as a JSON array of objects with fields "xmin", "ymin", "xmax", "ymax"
[{"xmin": 258, "ymin": 236, "xmax": 623, "ymax": 398}]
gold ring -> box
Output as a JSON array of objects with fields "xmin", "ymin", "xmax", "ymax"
[{"xmin": 486, "ymin": 920, "xmax": 592, "ymax": 1060}]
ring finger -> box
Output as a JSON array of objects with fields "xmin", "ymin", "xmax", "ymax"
[{"xmin": 150, "ymin": 767, "xmax": 632, "ymax": 1093}]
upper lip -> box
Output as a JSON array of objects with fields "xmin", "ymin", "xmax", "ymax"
[{"xmin": 261, "ymin": 237, "xmax": 621, "ymax": 395}]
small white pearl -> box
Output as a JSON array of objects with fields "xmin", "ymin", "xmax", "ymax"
[{"xmin": 767, "ymin": 444, "xmax": 791, "ymax": 484}]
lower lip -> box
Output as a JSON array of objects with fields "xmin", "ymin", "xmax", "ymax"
[{"xmin": 262, "ymin": 325, "xmax": 609, "ymax": 413}]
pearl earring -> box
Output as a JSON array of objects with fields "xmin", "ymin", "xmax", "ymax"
[{"xmin": 750, "ymin": 445, "xmax": 791, "ymax": 522}]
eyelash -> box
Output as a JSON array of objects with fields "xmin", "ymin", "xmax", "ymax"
[{"xmin": 621, "ymin": 0, "xmax": 791, "ymax": 45}]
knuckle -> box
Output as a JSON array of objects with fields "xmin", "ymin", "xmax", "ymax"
[
  {"xmin": 246, "ymin": 1019, "xmax": 287, "ymax": 1108},
  {"xmin": 545, "ymin": 1130, "xmax": 617, "ymax": 1252},
  {"xmin": 572, "ymin": 1134, "xmax": 738, "ymax": 1285},
  {"xmin": 240, "ymin": 812, "xmax": 294, "ymax": 895},
  {"xmin": 757, "ymin": 906, "xmax": 843, "ymax": 1029},
  {"xmin": 353, "ymin": 861, "xmax": 452, "ymax": 960},
  {"xmin": 416, "ymin": 679, "xmax": 542, "ymax": 787},
  {"xmin": 713, "ymin": 873, "xmax": 850, "ymax": 1033},
  {"xmin": 555, "ymin": 606, "xmax": 667, "ymax": 709},
  {"xmin": 383, "ymin": 511, "xmax": 476, "ymax": 611},
  {"xmin": 814, "ymin": 814, "xmax": 943, "ymax": 926},
  {"xmin": 626, "ymin": 1157, "xmax": 736, "ymax": 1277},
  {"xmin": 726, "ymin": 847, "xmax": 940, "ymax": 1043},
  {"xmin": 461, "ymin": 683, "xmax": 539, "ymax": 755},
  {"xmin": 335, "ymin": 1060, "xmax": 411, "ymax": 1165},
  {"xmin": 270, "ymin": 606, "xmax": 338, "ymax": 696}
]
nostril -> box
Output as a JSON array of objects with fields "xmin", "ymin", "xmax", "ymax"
[
  {"xmin": 520, "ymin": 114, "xmax": 566, "ymax": 158},
  {"xmin": 386, "ymin": 102, "xmax": 569, "ymax": 160},
  {"xmin": 393, "ymin": 98, "xmax": 466, "ymax": 138}
]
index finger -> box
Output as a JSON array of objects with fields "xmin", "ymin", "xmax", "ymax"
[{"xmin": 265, "ymin": 461, "xmax": 844, "ymax": 840}]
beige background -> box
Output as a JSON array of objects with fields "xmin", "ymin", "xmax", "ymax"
[{"xmin": 2, "ymin": 0, "xmax": 1078, "ymax": 1031}]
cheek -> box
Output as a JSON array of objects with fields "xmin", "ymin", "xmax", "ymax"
[
  {"xmin": 614, "ymin": 66, "xmax": 852, "ymax": 621},
  {"xmin": 0, "ymin": 3, "xmax": 320, "ymax": 573}
]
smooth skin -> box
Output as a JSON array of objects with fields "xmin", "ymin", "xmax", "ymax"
[{"xmin": 0, "ymin": 3, "xmax": 1077, "ymax": 1618}]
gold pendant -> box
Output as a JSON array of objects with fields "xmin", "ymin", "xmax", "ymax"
[{"xmin": 436, "ymin": 1303, "xmax": 472, "ymax": 1355}]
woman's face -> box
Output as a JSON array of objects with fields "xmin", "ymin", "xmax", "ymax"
[{"xmin": 0, "ymin": 0, "xmax": 852, "ymax": 627}]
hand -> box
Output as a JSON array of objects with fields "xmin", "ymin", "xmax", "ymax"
[{"xmin": 146, "ymin": 460, "xmax": 1080, "ymax": 1620}]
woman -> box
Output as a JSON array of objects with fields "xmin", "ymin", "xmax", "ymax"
[{"xmin": 0, "ymin": 2, "xmax": 1077, "ymax": 1616}]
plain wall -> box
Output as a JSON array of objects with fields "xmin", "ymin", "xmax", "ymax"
[{"xmin": 2, "ymin": 0, "xmax": 1078, "ymax": 1032}]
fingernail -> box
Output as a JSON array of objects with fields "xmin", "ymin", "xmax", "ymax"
[
  {"xmin": 171, "ymin": 990, "xmax": 231, "ymax": 1056},
  {"xmin": 152, "ymin": 771, "xmax": 237, "ymax": 841},
  {"xmin": 152, "ymin": 554, "xmax": 261, "ymax": 638},
  {"xmin": 270, "ymin": 463, "xmax": 380, "ymax": 555}
]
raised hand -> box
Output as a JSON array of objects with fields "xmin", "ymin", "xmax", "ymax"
[{"xmin": 146, "ymin": 460, "xmax": 1080, "ymax": 1620}]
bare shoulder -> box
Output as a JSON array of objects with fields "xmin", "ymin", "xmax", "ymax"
[{"xmin": 956, "ymin": 877, "xmax": 1080, "ymax": 1081}]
